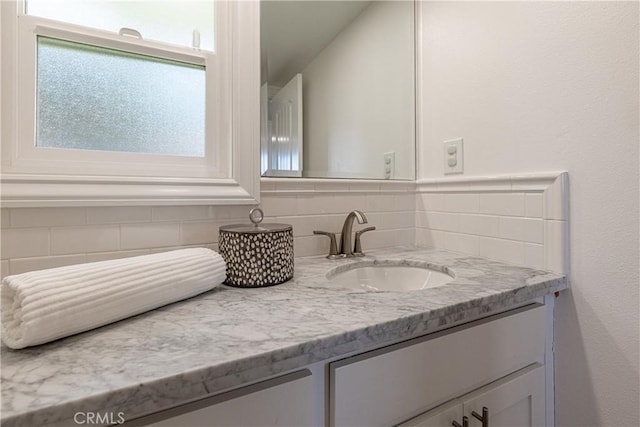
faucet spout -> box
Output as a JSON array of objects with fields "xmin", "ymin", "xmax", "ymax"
[{"xmin": 340, "ymin": 210, "xmax": 368, "ymax": 257}]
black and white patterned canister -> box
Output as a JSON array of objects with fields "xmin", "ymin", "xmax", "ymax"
[{"xmin": 219, "ymin": 208, "xmax": 294, "ymax": 287}]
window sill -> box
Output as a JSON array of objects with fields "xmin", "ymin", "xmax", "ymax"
[{"xmin": 0, "ymin": 174, "xmax": 259, "ymax": 207}]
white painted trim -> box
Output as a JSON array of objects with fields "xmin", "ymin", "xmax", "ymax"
[
  {"xmin": 231, "ymin": 0, "xmax": 261, "ymax": 206},
  {"xmin": 416, "ymin": 172, "xmax": 566, "ymax": 193},
  {"xmin": 0, "ymin": 175, "xmax": 258, "ymax": 207},
  {"xmin": 33, "ymin": 24, "xmax": 207, "ymax": 65},
  {"xmin": 0, "ymin": 0, "xmax": 260, "ymax": 208},
  {"xmin": 413, "ymin": 0, "xmax": 424, "ymax": 188},
  {"xmin": 543, "ymin": 294, "xmax": 556, "ymax": 427},
  {"xmin": 261, "ymin": 177, "xmax": 416, "ymax": 194}
]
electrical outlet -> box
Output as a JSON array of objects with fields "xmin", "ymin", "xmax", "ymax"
[
  {"xmin": 384, "ymin": 152, "xmax": 395, "ymax": 179},
  {"xmin": 444, "ymin": 139, "xmax": 463, "ymax": 174}
]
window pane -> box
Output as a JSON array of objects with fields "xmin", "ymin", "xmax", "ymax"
[
  {"xmin": 26, "ymin": 1, "xmax": 215, "ymax": 52},
  {"xmin": 36, "ymin": 37, "xmax": 206, "ymax": 158}
]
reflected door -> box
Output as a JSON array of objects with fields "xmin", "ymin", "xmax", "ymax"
[{"xmin": 265, "ymin": 73, "xmax": 303, "ymax": 177}]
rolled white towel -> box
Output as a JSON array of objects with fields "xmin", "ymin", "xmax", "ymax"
[{"xmin": 1, "ymin": 248, "xmax": 226, "ymax": 349}]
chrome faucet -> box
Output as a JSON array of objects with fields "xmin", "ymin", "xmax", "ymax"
[
  {"xmin": 313, "ymin": 210, "xmax": 376, "ymax": 259},
  {"xmin": 340, "ymin": 210, "xmax": 368, "ymax": 257}
]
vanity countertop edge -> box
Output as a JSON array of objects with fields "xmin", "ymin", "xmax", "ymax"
[{"xmin": 0, "ymin": 247, "xmax": 567, "ymax": 427}]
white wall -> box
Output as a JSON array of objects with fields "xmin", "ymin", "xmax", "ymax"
[
  {"xmin": 302, "ymin": 1, "xmax": 414, "ymax": 180},
  {"xmin": 419, "ymin": 2, "xmax": 639, "ymax": 426}
]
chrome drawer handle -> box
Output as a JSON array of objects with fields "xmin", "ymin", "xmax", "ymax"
[
  {"xmin": 471, "ymin": 407, "xmax": 489, "ymax": 427},
  {"xmin": 452, "ymin": 416, "xmax": 469, "ymax": 427}
]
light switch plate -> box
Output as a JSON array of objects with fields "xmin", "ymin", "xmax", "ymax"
[{"xmin": 444, "ymin": 138, "xmax": 464, "ymax": 174}]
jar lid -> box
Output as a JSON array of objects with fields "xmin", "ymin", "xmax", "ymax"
[{"xmin": 219, "ymin": 208, "xmax": 292, "ymax": 234}]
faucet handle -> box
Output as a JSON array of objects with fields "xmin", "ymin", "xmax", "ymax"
[
  {"xmin": 313, "ymin": 231, "xmax": 342, "ymax": 259},
  {"xmin": 354, "ymin": 226, "xmax": 376, "ymax": 256}
]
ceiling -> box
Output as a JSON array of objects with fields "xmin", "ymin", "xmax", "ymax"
[{"xmin": 261, "ymin": 1, "xmax": 371, "ymax": 87}]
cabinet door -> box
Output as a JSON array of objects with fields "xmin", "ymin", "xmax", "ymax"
[
  {"xmin": 397, "ymin": 401, "xmax": 463, "ymax": 427},
  {"xmin": 330, "ymin": 304, "xmax": 545, "ymax": 427},
  {"xmin": 133, "ymin": 370, "xmax": 314, "ymax": 427},
  {"xmin": 463, "ymin": 364, "xmax": 545, "ymax": 427}
]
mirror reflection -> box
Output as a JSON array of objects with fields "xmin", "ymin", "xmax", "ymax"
[{"xmin": 261, "ymin": 1, "xmax": 415, "ymax": 180}]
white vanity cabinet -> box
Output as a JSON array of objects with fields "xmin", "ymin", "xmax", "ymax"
[
  {"xmin": 400, "ymin": 363, "xmax": 545, "ymax": 427},
  {"xmin": 329, "ymin": 304, "xmax": 548, "ymax": 427},
  {"xmin": 130, "ymin": 370, "xmax": 314, "ymax": 427},
  {"xmin": 129, "ymin": 304, "xmax": 549, "ymax": 427}
]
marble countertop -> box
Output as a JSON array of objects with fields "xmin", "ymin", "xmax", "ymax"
[{"xmin": 1, "ymin": 247, "xmax": 567, "ymax": 427}]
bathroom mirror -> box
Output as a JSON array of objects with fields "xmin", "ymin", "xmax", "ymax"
[{"xmin": 260, "ymin": 0, "xmax": 415, "ymax": 180}]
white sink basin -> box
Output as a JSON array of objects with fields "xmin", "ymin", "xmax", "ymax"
[{"xmin": 325, "ymin": 262, "xmax": 454, "ymax": 292}]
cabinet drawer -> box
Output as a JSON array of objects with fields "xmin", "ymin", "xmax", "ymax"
[
  {"xmin": 130, "ymin": 370, "xmax": 313, "ymax": 427},
  {"xmin": 329, "ymin": 304, "xmax": 546, "ymax": 427}
]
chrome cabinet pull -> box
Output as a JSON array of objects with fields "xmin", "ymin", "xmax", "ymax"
[
  {"xmin": 471, "ymin": 407, "xmax": 489, "ymax": 427},
  {"xmin": 452, "ymin": 416, "xmax": 469, "ymax": 427}
]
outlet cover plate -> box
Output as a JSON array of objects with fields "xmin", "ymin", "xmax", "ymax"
[{"xmin": 444, "ymin": 138, "xmax": 464, "ymax": 175}]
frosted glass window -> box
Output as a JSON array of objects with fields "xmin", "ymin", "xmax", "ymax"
[
  {"xmin": 26, "ymin": 1, "xmax": 215, "ymax": 52},
  {"xmin": 36, "ymin": 37, "xmax": 206, "ymax": 157}
]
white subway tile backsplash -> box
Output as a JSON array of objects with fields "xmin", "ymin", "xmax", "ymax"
[
  {"xmin": 51, "ymin": 226, "xmax": 120, "ymax": 255},
  {"xmin": 326, "ymin": 214, "xmax": 347, "ymax": 232},
  {"xmin": 260, "ymin": 195, "xmax": 298, "ymax": 216},
  {"xmin": 499, "ymin": 217, "xmax": 544, "ymax": 244},
  {"xmin": 524, "ymin": 244, "xmax": 545, "ymax": 270},
  {"xmin": 444, "ymin": 193, "xmax": 479, "ymax": 213},
  {"xmin": 415, "ymin": 211, "xmax": 427, "ymax": 229},
  {"xmin": 364, "ymin": 193, "xmax": 414, "ymax": 213},
  {"xmin": 9, "ymin": 254, "xmax": 88, "ymax": 275},
  {"xmin": 212, "ymin": 205, "xmax": 254, "ymax": 220},
  {"xmin": 0, "ymin": 173, "xmax": 565, "ymax": 273},
  {"xmin": 479, "ymin": 193, "xmax": 526, "ymax": 216},
  {"xmin": 525, "ymin": 194, "xmax": 544, "ymax": 218},
  {"xmin": 365, "ymin": 194, "xmax": 396, "ymax": 212},
  {"xmin": 1, "ymin": 228, "xmax": 49, "ymax": 259},
  {"xmin": 87, "ymin": 207, "xmax": 150, "ymax": 225},
  {"xmin": 479, "ymin": 237, "xmax": 525, "ymax": 265},
  {"xmin": 423, "ymin": 212, "xmax": 461, "ymax": 232},
  {"xmin": 11, "ymin": 207, "xmax": 86, "ymax": 228},
  {"xmin": 295, "ymin": 194, "xmax": 335, "ymax": 215},
  {"xmin": 367, "ymin": 212, "xmax": 414, "ymax": 230},
  {"xmin": 362, "ymin": 228, "xmax": 414, "ymax": 250},
  {"xmin": 443, "ymin": 232, "xmax": 480, "ymax": 256},
  {"xmin": 0, "ymin": 209, "xmax": 9, "ymax": 229},
  {"xmin": 150, "ymin": 244, "xmax": 217, "ymax": 254},
  {"xmin": 275, "ymin": 215, "xmax": 329, "ymax": 237},
  {"xmin": 544, "ymin": 220, "xmax": 569, "ymax": 274},
  {"xmin": 417, "ymin": 193, "xmax": 445, "ymax": 212},
  {"xmin": 294, "ymin": 235, "xmax": 329, "ymax": 258},
  {"xmin": 1, "ymin": 260, "xmax": 9, "ymax": 278},
  {"xmin": 85, "ymin": 250, "xmax": 152, "ymax": 263},
  {"xmin": 180, "ymin": 221, "xmax": 219, "ymax": 246},
  {"xmin": 151, "ymin": 206, "xmax": 213, "ymax": 222},
  {"xmin": 457, "ymin": 214, "xmax": 500, "ymax": 238},
  {"xmin": 416, "ymin": 229, "xmax": 447, "ymax": 248},
  {"xmin": 394, "ymin": 194, "xmax": 416, "ymax": 212},
  {"xmin": 337, "ymin": 194, "xmax": 368, "ymax": 213},
  {"xmin": 121, "ymin": 223, "xmax": 180, "ymax": 250}
]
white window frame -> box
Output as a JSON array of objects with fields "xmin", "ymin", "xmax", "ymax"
[{"xmin": 0, "ymin": 0, "xmax": 260, "ymax": 207}]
